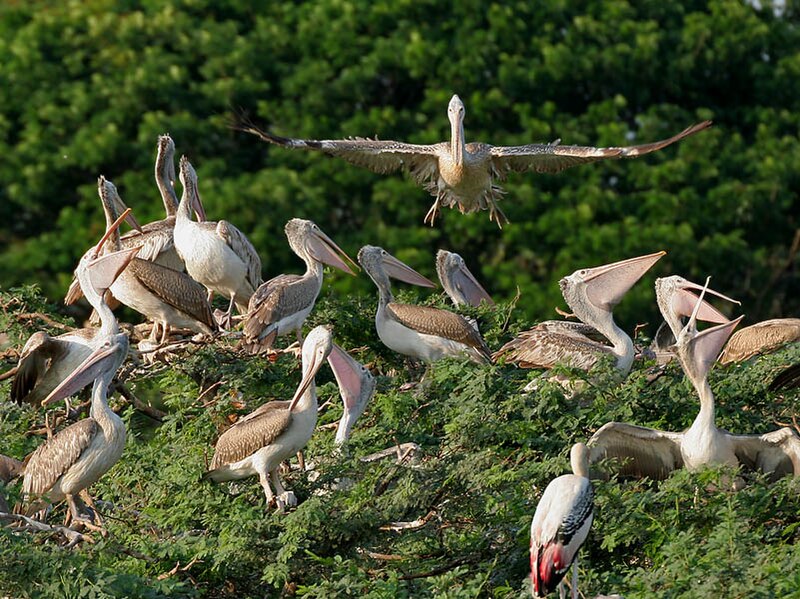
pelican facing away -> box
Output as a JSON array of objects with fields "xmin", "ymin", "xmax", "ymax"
[
  {"xmin": 240, "ymin": 95, "xmax": 711, "ymax": 226},
  {"xmin": 206, "ymin": 326, "xmax": 354, "ymax": 509},
  {"xmin": 494, "ymin": 251, "xmax": 666, "ymax": 375},
  {"xmin": 530, "ymin": 443, "xmax": 593, "ymax": 599},
  {"xmin": 358, "ymin": 246, "xmax": 492, "ymax": 363},
  {"xmin": 21, "ymin": 228, "xmax": 137, "ymax": 526},
  {"xmin": 588, "ymin": 282, "xmax": 800, "ymax": 481},
  {"xmin": 175, "ymin": 156, "xmax": 262, "ymax": 328},
  {"xmin": 435, "ymin": 250, "xmax": 494, "ymax": 307},
  {"xmin": 243, "ymin": 219, "xmax": 357, "ymax": 352}
]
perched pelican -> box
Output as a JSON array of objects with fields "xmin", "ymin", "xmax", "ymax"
[
  {"xmin": 12, "ymin": 209, "xmax": 142, "ymax": 407},
  {"xmin": 243, "ymin": 219, "xmax": 357, "ymax": 352},
  {"xmin": 240, "ymin": 95, "xmax": 711, "ymax": 226},
  {"xmin": 718, "ymin": 318, "xmax": 800, "ymax": 364},
  {"xmin": 358, "ymin": 246, "xmax": 492, "ymax": 363},
  {"xmin": 70, "ymin": 177, "xmax": 216, "ymax": 344},
  {"xmin": 494, "ymin": 251, "xmax": 666, "ymax": 375},
  {"xmin": 205, "ymin": 326, "xmax": 336, "ymax": 509},
  {"xmin": 174, "ymin": 156, "xmax": 262, "ymax": 328},
  {"xmin": 588, "ymin": 282, "xmax": 800, "ymax": 481},
  {"xmin": 0, "ymin": 454, "xmax": 24, "ymax": 514},
  {"xmin": 530, "ymin": 443, "xmax": 594, "ymax": 599},
  {"xmin": 21, "ymin": 229, "xmax": 138, "ymax": 526},
  {"xmin": 327, "ymin": 343, "xmax": 376, "ymax": 445},
  {"xmin": 435, "ymin": 250, "xmax": 494, "ymax": 307}
]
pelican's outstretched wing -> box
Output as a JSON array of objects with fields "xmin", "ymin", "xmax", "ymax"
[
  {"xmin": 588, "ymin": 422, "xmax": 684, "ymax": 480},
  {"xmin": 731, "ymin": 427, "xmax": 800, "ymax": 478}
]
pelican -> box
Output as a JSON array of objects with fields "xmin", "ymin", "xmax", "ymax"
[
  {"xmin": 530, "ymin": 443, "xmax": 593, "ymax": 599},
  {"xmin": 358, "ymin": 246, "xmax": 492, "ymax": 363},
  {"xmin": 243, "ymin": 219, "xmax": 357, "ymax": 352},
  {"xmin": 718, "ymin": 318, "xmax": 800, "ymax": 364},
  {"xmin": 206, "ymin": 326, "xmax": 338, "ymax": 509},
  {"xmin": 21, "ymin": 228, "xmax": 138, "ymax": 526},
  {"xmin": 174, "ymin": 156, "xmax": 262, "ymax": 328},
  {"xmin": 494, "ymin": 251, "xmax": 665, "ymax": 375},
  {"xmin": 435, "ymin": 250, "xmax": 494, "ymax": 307},
  {"xmin": 11, "ymin": 209, "xmax": 142, "ymax": 407},
  {"xmin": 240, "ymin": 95, "xmax": 711, "ymax": 226},
  {"xmin": 69, "ymin": 177, "xmax": 216, "ymax": 344},
  {"xmin": 588, "ymin": 282, "xmax": 800, "ymax": 481},
  {"xmin": 0, "ymin": 455, "xmax": 24, "ymax": 514},
  {"xmin": 327, "ymin": 343, "xmax": 376, "ymax": 445}
]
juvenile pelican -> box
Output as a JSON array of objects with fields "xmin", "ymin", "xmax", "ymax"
[
  {"xmin": 70, "ymin": 177, "xmax": 216, "ymax": 344},
  {"xmin": 589, "ymin": 283, "xmax": 800, "ymax": 481},
  {"xmin": 240, "ymin": 95, "xmax": 711, "ymax": 226},
  {"xmin": 435, "ymin": 250, "xmax": 494, "ymax": 307},
  {"xmin": 174, "ymin": 156, "xmax": 262, "ymax": 328},
  {"xmin": 494, "ymin": 252, "xmax": 666, "ymax": 375},
  {"xmin": 358, "ymin": 246, "xmax": 492, "ymax": 363},
  {"xmin": 243, "ymin": 219, "xmax": 357, "ymax": 352},
  {"xmin": 21, "ymin": 227, "xmax": 138, "ymax": 526},
  {"xmin": 530, "ymin": 443, "xmax": 594, "ymax": 599},
  {"xmin": 206, "ymin": 326, "xmax": 336, "ymax": 509},
  {"xmin": 718, "ymin": 318, "xmax": 800, "ymax": 364},
  {"xmin": 328, "ymin": 343, "xmax": 376, "ymax": 445}
]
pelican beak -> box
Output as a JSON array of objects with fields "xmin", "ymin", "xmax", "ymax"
[
  {"xmin": 288, "ymin": 346, "xmax": 327, "ymax": 411},
  {"xmin": 445, "ymin": 258, "xmax": 494, "ymax": 306},
  {"xmin": 307, "ymin": 230, "xmax": 358, "ymax": 275},
  {"xmin": 327, "ymin": 343, "xmax": 375, "ymax": 445},
  {"xmin": 381, "ymin": 253, "xmax": 437, "ymax": 288},
  {"xmin": 670, "ymin": 278, "xmax": 739, "ymax": 323},
  {"xmin": 98, "ymin": 177, "xmax": 142, "ymax": 232},
  {"xmin": 192, "ymin": 192, "xmax": 207, "ymax": 222},
  {"xmin": 86, "ymin": 246, "xmax": 141, "ymax": 298},
  {"xmin": 41, "ymin": 338, "xmax": 124, "ymax": 406},
  {"xmin": 583, "ymin": 250, "xmax": 666, "ymax": 311}
]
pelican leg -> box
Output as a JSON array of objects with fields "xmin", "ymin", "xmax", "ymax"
[
  {"xmin": 296, "ymin": 451, "xmax": 306, "ymax": 471},
  {"xmin": 423, "ymin": 196, "xmax": 442, "ymax": 226},
  {"xmin": 148, "ymin": 322, "xmax": 160, "ymax": 343},
  {"xmin": 571, "ymin": 556, "xmax": 578, "ymax": 599},
  {"xmin": 68, "ymin": 492, "xmax": 106, "ymax": 534},
  {"xmin": 488, "ymin": 198, "xmax": 509, "ymax": 228},
  {"xmin": 217, "ymin": 293, "xmax": 236, "ymax": 330},
  {"xmin": 159, "ymin": 322, "xmax": 170, "ymax": 345},
  {"xmin": 79, "ymin": 489, "xmax": 103, "ymax": 528},
  {"xmin": 270, "ymin": 470, "xmax": 296, "ymax": 509},
  {"xmin": 558, "ymin": 580, "xmax": 566, "ymax": 599},
  {"xmin": 258, "ymin": 469, "xmax": 276, "ymax": 507}
]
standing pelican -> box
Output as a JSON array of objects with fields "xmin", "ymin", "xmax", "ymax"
[
  {"xmin": 358, "ymin": 246, "xmax": 492, "ymax": 363},
  {"xmin": 718, "ymin": 318, "xmax": 800, "ymax": 364},
  {"xmin": 240, "ymin": 95, "xmax": 711, "ymax": 226},
  {"xmin": 243, "ymin": 219, "xmax": 357, "ymax": 352},
  {"xmin": 70, "ymin": 177, "xmax": 216, "ymax": 344},
  {"xmin": 328, "ymin": 343, "xmax": 376, "ymax": 445},
  {"xmin": 530, "ymin": 443, "xmax": 594, "ymax": 599},
  {"xmin": 435, "ymin": 250, "xmax": 494, "ymax": 307},
  {"xmin": 588, "ymin": 282, "xmax": 800, "ymax": 480},
  {"xmin": 205, "ymin": 326, "xmax": 335, "ymax": 509},
  {"xmin": 494, "ymin": 251, "xmax": 665, "ymax": 375},
  {"xmin": 174, "ymin": 156, "xmax": 262, "ymax": 328},
  {"xmin": 21, "ymin": 225, "xmax": 138, "ymax": 526}
]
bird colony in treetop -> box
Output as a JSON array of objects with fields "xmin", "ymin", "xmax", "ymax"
[{"xmin": 1, "ymin": 96, "xmax": 798, "ymax": 599}]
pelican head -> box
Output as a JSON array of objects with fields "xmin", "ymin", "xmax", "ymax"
[
  {"xmin": 285, "ymin": 218, "xmax": 358, "ymax": 275},
  {"xmin": 358, "ymin": 245, "xmax": 436, "ymax": 298},
  {"xmin": 289, "ymin": 325, "xmax": 334, "ymax": 410},
  {"xmin": 328, "ymin": 343, "xmax": 376, "ymax": 445},
  {"xmin": 675, "ymin": 278, "xmax": 744, "ymax": 384},
  {"xmin": 655, "ymin": 275, "xmax": 739, "ymax": 338},
  {"xmin": 435, "ymin": 249, "xmax": 494, "ymax": 307},
  {"xmin": 178, "ymin": 155, "xmax": 208, "ymax": 222},
  {"xmin": 559, "ymin": 251, "xmax": 666, "ymax": 324},
  {"xmin": 97, "ymin": 176, "xmax": 142, "ymax": 234},
  {"xmin": 155, "ymin": 134, "xmax": 178, "ymax": 211},
  {"xmin": 447, "ymin": 94, "xmax": 466, "ymax": 164}
]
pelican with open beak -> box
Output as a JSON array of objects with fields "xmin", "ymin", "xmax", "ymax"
[{"xmin": 327, "ymin": 343, "xmax": 376, "ymax": 445}]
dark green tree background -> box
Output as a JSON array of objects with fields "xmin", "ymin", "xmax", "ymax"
[{"xmin": 0, "ymin": 0, "xmax": 797, "ymax": 330}]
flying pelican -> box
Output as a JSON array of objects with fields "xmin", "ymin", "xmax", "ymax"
[
  {"xmin": 206, "ymin": 326, "xmax": 350, "ymax": 509},
  {"xmin": 718, "ymin": 318, "xmax": 800, "ymax": 364},
  {"xmin": 435, "ymin": 250, "xmax": 494, "ymax": 307},
  {"xmin": 358, "ymin": 245, "xmax": 492, "ymax": 363},
  {"xmin": 68, "ymin": 177, "xmax": 216, "ymax": 345},
  {"xmin": 588, "ymin": 282, "xmax": 800, "ymax": 481},
  {"xmin": 11, "ymin": 209, "xmax": 142, "ymax": 407},
  {"xmin": 494, "ymin": 251, "xmax": 665, "ymax": 375},
  {"xmin": 530, "ymin": 443, "xmax": 594, "ymax": 599},
  {"xmin": 174, "ymin": 156, "xmax": 262, "ymax": 328},
  {"xmin": 239, "ymin": 95, "xmax": 711, "ymax": 226},
  {"xmin": 327, "ymin": 343, "xmax": 376, "ymax": 445},
  {"xmin": 21, "ymin": 226, "xmax": 138, "ymax": 527},
  {"xmin": 243, "ymin": 219, "xmax": 357, "ymax": 352}
]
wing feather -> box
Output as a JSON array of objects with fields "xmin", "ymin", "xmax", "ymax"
[
  {"xmin": 12, "ymin": 333, "xmax": 72, "ymax": 405},
  {"xmin": 215, "ymin": 221, "xmax": 262, "ymax": 291},
  {"xmin": 243, "ymin": 274, "xmax": 316, "ymax": 343},
  {"xmin": 719, "ymin": 318, "xmax": 800, "ymax": 364},
  {"xmin": 209, "ymin": 403, "xmax": 292, "ymax": 469},
  {"xmin": 22, "ymin": 418, "xmax": 97, "ymax": 496},
  {"xmin": 587, "ymin": 422, "xmax": 684, "ymax": 480},
  {"xmin": 731, "ymin": 427, "xmax": 800, "ymax": 478},
  {"xmin": 493, "ymin": 328, "xmax": 610, "ymax": 370}
]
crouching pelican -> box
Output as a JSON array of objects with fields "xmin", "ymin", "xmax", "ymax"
[
  {"xmin": 240, "ymin": 95, "xmax": 711, "ymax": 227},
  {"xmin": 530, "ymin": 443, "xmax": 594, "ymax": 599},
  {"xmin": 243, "ymin": 219, "xmax": 357, "ymax": 352},
  {"xmin": 358, "ymin": 245, "xmax": 492, "ymax": 363}
]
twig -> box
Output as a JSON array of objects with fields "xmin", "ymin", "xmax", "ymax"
[
  {"xmin": 16, "ymin": 312, "xmax": 74, "ymax": 331},
  {"xmin": 0, "ymin": 511, "xmax": 95, "ymax": 546},
  {"xmin": 359, "ymin": 549, "xmax": 405, "ymax": 561},
  {"xmin": 116, "ymin": 384, "xmax": 165, "ymax": 421},
  {"xmin": 0, "ymin": 366, "xmax": 19, "ymax": 382},
  {"xmin": 196, "ymin": 380, "xmax": 223, "ymax": 408},
  {"xmin": 500, "ymin": 286, "xmax": 521, "ymax": 333},
  {"xmin": 398, "ymin": 556, "xmax": 474, "ymax": 580},
  {"xmin": 360, "ymin": 443, "xmax": 420, "ymax": 464},
  {"xmin": 158, "ymin": 556, "xmax": 202, "ymax": 580},
  {"xmin": 380, "ymin": 509, "xmax": 435, "ymax": 532}
]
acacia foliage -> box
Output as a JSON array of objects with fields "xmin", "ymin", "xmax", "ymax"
[
  {"xmin": 0, "ymin": 286, "xmax": 799, "ymax": 598},
  {"xmin": 0, "ymin": 0, "xmax": 798, "ymax": 330}
]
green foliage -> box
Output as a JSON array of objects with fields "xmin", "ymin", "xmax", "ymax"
[{"xmin": 1, "ymin": 287, "xmax": 799, "ymax": 597}]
